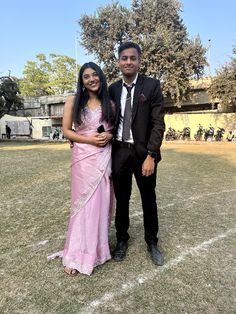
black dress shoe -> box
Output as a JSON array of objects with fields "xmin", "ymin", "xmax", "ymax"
[
  {"xmin": 147, "ymin": 244, "xmax": 164, "ymax": 266},
  {"xmin": 113, "ymin": 241, "xmax": 128, "ymax": 261}
]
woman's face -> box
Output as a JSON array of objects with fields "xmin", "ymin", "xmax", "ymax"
[{"xmin": 82, "ymin": 67, "xmax": 100, "ymax": 93}]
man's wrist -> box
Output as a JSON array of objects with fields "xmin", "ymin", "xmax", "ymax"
[{"xmin": 147, "ymin": 150, "xmax": 157, "ymax": 159}]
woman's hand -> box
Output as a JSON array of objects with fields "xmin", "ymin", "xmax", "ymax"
[{"xmin": 89, "ymin": 132, "xmax": 113, "ymax": 147}]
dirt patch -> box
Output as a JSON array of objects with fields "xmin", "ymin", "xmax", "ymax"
[{"xmin": 163, "ymin": 141, "xmax": 236, "ymax": 164}]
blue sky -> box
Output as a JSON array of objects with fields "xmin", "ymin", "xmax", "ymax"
[{"xmin": 0, "ymin": 0, "xmax": 235, "ymax": 78}]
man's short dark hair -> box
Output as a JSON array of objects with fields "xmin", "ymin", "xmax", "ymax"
[{"xmin": 118, "ymin": 42, "xmax": 142, "ymax": 58}]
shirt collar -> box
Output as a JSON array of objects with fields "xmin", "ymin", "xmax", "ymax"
[{"xmin": 122, "ymin": 73, "xmax": 138, "ymax": 87}]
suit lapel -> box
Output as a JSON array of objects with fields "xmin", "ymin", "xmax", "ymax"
[
  {"xmin": 132, "ymin": 74, "xmax": 143, "ymax": 122},
  {"xmin": 114, "ymin": 80, "xmax": 123, "ymax": 108},
  {"xmin": 114, "ymin": 80, "xmax": 123, "ymax": 126}
]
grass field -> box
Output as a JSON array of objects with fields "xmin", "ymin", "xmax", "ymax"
[{"xmin": 0, "ymin": 141, "xmax": 235, "ymax": 314}]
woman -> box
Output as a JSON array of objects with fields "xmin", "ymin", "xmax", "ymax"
[{"xmin": 48, "ymin": 62, "xmax": 114, "ymax": 276}]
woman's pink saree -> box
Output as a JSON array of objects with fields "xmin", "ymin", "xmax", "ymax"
[{"xmin": 48, "ymin": 107, "xmax": 113, "ymax": 275}]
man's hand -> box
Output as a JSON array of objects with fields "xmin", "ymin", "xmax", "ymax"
[
  {"xmin": 142, "ymin": 155, "xmax": 155, "ymax": 176},
  {"xmin": 69, "ymin": 140, "xmax": 74, "ymax": 148}
]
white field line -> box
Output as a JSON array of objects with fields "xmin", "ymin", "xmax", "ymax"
[
  {"xmin": 129, "ymin": 189, "xmax": 236, "ymax": 218},
  {"xmin": 188, "ymin": 189, "xmax": 236, "ymax": 200},
  {"xmin": 27, "ymin": 240, "xmax": 49, "ymax": 247},
  {"xmin": 80, "ymin": 227, "xmax": 236, "ymax": 313}
]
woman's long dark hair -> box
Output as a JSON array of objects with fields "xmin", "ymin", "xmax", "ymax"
[{"xmin": 73, "ymin": 62, "xmax": 114, "ymax": 126}]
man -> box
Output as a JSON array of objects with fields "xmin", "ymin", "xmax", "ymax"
[
  {"xmin": 6, "ymin": 125, "xmax": 11, "ymax": 139},
  {"xmin": 109, "ymin": 42, "xmax": 165, "ymax": 266}
]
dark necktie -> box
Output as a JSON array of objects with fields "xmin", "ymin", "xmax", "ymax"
[{"xmin": 122, "ymin": 83, "xmax": 135, "ymax": 141}]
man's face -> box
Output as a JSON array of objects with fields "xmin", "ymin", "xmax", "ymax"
[{"xmin": 118, "ymin": 48, "xmax": 140, "ymax": 78}]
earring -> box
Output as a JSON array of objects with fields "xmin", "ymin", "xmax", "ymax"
[{"xmin": 82, "ymin": 86, "xmax": 85, "ymax": 92}]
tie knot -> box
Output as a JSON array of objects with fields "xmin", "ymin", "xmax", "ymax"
[{"xmin": 124, "ymin": 83, "xmax": 135, "ymax": 95}]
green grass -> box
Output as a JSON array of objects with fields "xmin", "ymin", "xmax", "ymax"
[{"xmin": 0, "ymin": 141, "xmax": 235, "ymax": 313}]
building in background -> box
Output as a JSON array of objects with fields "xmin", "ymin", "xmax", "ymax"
[
  {"xmin": 1, "ymin": 94, "xmax": 71, "ymax": 139},
  {"xmin": 1, "ymin": 82, "xmax": 235, "ymax": 140}
]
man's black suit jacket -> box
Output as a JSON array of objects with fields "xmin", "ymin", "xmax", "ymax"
[{"xmin": 109, "ymin": 74, "xmax": 165, "ymax": 163}]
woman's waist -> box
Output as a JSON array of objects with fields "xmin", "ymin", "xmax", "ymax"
[{"xmin": 72, "ymin": 141, "xmax": 111, "ymax": 156}]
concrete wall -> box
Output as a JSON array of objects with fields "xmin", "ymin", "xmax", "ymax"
[
  {"xmin": 164, "ymin": 112, "xmax": 236, "ymax": 139},
  {"xmin": 30, "ymin": 118, "xmax": 52, "ymax": 139}
]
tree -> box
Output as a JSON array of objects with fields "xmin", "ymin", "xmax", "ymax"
[
  {"xmin": 49, "ymin": 54, "xmax": 77, "ymax": 94},
  {"xmin": 80, "ymin": 2, "xmax": 131, "ymax": 80},
  {"xmin": 19, "ymin": 54, "xmax": 52, "ymax": 96},
  {"xmin": 0, "ymin": 77, "xmax": 23, "ymax": 119},
  {"xmin": 209, "ymin": 47, "xmax": 236, "ymax": 110},
  {"xmin": 19, "ymin": 54, "xmax": 78, "ymax": 96},
  {"xmin": 79, "ymin": 0, "xmax": 207, "ymax": 105}
]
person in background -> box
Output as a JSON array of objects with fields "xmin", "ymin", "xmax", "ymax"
[{"xmin": 6, "ymin": 125, "xmax": 11, "ymax": 139}]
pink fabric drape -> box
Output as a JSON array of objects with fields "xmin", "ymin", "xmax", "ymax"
[{"xmin": 48, "ymin": 107, "xmax": 114, "ymax": 275}]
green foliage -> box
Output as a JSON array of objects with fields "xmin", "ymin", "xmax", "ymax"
[
  {"xmin": 50, "ymin": 54, "xmax": 77, "ymax": 95},
  {"xmin": 79, "ymin": 0, "xmax": 207, "ymax": 105},
  {"xmin": 209, "ymin": 48, "xmax": 236, "ymax": 107},
  {"xmin": 19, "ymin": 54, "xmax": 78, "ymax": 96},
  {"xmin": 80, "ymin": 2, "xmax": 131, "ymax": 80},
  {"xmin": 0, "ymin": 77, "xmax": 23, "ymax": 118}
]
